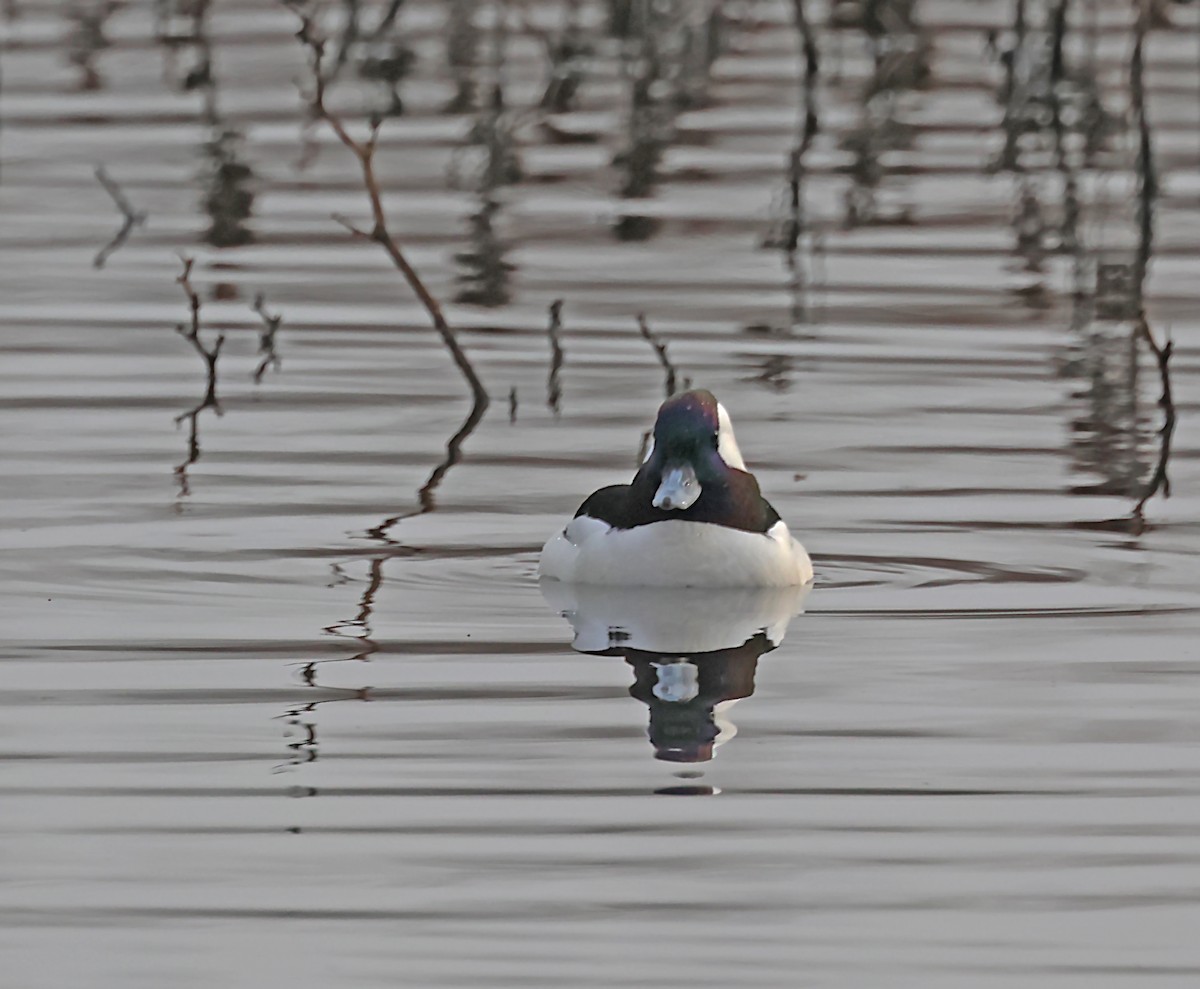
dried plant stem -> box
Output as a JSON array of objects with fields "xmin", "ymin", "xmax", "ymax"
[
  {"xmin": 1131, "ymin": 314, "xmax": 1175, "ymax": 519},
  {"xmin": 291, "ymin": 11, "xmax": 488, "ymax": 412},
  {"xmin": 93, "ymin": 165, "xmax": 147, "ymax": 268},
  {"xmin": 546, "ymin": 298, "xmax": 565, "ymax": 414},
  {"xmin": 636, "ymin": 312, "xmax": 678, "ymax": 397}
]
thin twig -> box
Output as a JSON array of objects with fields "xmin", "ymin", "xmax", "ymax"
[
  {"xmin": 252, "ymin": 292, "xmax": 283, "ymax": 382},
  {"xmin": 288, "ymin": 7, "xmax": 489, "ymax": 412},
  {"xmin": 175, "ymin": 257, "xmax": 225, "ymax": 408},
  {"xmin": 509, "ymin": 385, "xmax": 518, "ymax": 423},
  {"xmin": 546, "ymin": 298, "xmax": 565, "ymax": 415},
  {"xmin": 172, "ymin": 256, "xmax": 225, "ymax": 497},
  {"xmin": 1131, "ymin": 313, "xmax": 1176, "ymax": 520},
  {"xmin": 637, "ymin": 312, "xmax": 678, "ymax": 397},
  {"xmin": 93, "ymin": 165, "xmax": 147, "ymax": 268}
]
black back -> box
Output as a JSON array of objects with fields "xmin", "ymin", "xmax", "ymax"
[{"xmin": 576, "ymin": 466, "xmax": 781, "ymax": 534}]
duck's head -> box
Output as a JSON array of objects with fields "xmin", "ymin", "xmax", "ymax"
[{"xmin": 644, "ymin": 389, "xmax": 747, "ymax": 511}]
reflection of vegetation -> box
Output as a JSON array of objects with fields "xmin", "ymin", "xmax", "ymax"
[
  {"xmin": 251, "ymin": 293, "xmax": 283, "ymax": 383},
  {"xmin": 545, "ymin": 299, "xmax": 565, "ymax": 415},
  {"xmin": 530, "ymin": 6, "xmax": 591, "ymax": 114},
  {"xmin": 155, "ymin": 0, "xmax": 257, "ymax": 247},
  {"xmin": 763, "ymin": 0, "xmax": 822, "ymax": 331},
  {"xmin": 837, "ymin": 0, "xmax": 928, "ymax": 227},
  {"xmin": 320, "ymin": 0, "xmax": 416, "ymax": 116},
  {"xmin": 92, "ymin": 165, "xmax": 147, "ymax": 269},
  {"xmin": 454, "ymin": 21, "xmax": 521, "ymax": 308},
  {"xmin": 1065, "ymin": 313, "xmax": 1175, "ymax": 523},
  {"xmin": 1064, "ymin": 328, "xmax": 1145, "ymax": 498},
  {"xmin": 611, "ymin": 0, "xmax": 723, "ymax": 235},
  {"xmin": 445, "ymin": 0, "xmax": 481, "ymax": 113},
  {"xmin": 747, "ymin": 354, "xmax": 794, "ymax": 392},
  {"xmin": 357, "ymin": 39, "xmax": 416, "ymax": 116},
  {"xmin": 201, "ymin": 129, "xmax": 255, "ymax": 248},
  {"xmin": 371, "ymin": 394, "xmax": 489, "ymax": 537},
  {"xmin": 455, "ymin": 196, "xmax": 514, "ymax": 306},
  {"xmin": 155, "ymin": 0, "xmax": 217, "ymax": 119},
  {"xmin": 276, "ymin": 557, "xmax": 381, "ymax": 776},
  {"xmin": 1052, "ymin": 4, "xmax": 1175, "ymax": 524},
  {"xmin": 613, "ymin": 7, "xmax": 670, "ymax": 200},
  {"xmin": 279, "ymin": 376, "xmax": 490, "ymax": 774},
  {"xmin": 990, "ymin": 0, "xmax": 1119, "ymax": 178},
  {"xmin": 66, "ymin": 1, "xmax": 120, "ymax": 91}
]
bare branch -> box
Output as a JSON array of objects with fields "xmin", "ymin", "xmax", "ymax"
[
  {"xmin": 287, "ymin": 5, "xmax": 489, "ymax": 412},
  {"xmin": 636, "ymin": 312, "xmax": 678, "ymax": 398},
  {"xmin": 172, "ymin": 256, "xmax": 225, "ymax": 495},
  {"xmin": 93, "ymin": 165, "xmax": 147, "ymax": 268},
  {"xmin": 332, "ymin": 213, "xmax": 372, "ymax": 240}
]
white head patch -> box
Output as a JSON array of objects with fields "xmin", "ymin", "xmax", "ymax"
[{"xmin": 716, "ymin": 403, "xmax": 746, "ymax": 470}]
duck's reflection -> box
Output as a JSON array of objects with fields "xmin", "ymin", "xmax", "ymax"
[{"xmin": 541, "ymin": 583, "xmax": 809, "ymax": 763}]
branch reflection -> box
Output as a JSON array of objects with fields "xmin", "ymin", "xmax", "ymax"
[{"xmin": 279, "ymin": 393, "xmax": 488, "ymax": 775}]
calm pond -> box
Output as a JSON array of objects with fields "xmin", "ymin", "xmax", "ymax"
[{"xmin": 2, "ymin": 1, "xmax": 1199, "ymax": 986}]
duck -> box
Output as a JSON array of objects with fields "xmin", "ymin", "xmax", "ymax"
[{"xmin": 539, "ymin": 389, "xmax": 813, "ymax": 587}]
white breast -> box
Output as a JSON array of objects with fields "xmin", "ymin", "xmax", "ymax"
[{"xmin": 539, "ymin": 518, "xmax": 813, "ymax": 588}]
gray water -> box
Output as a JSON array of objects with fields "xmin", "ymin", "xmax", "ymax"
[{"xmin": 3, "ymin": 1, "xmax": 1200, "ymax": 986}]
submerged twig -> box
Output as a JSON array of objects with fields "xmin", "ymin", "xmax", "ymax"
[
  {"xmin": 637, "ymin": 312, "xmax": 678, "ymax": 397},
  {"xmin": 93, "ymin": 165, "xmax": 147, "ymax": 268},
  {"xmin": 546, "ymin": 298, "xmax": 565, "ymax": 414},
  {"xmin": 251, "ymin": 293, "xmax": 283, "ymax": 382},
  {"xmin": 1131, "ymin": 314, "xmax": 1175, "ymax": 520},
  {"xmin": 509, "ymin": 385, "xmax": 518, "ymax": 423},
  {"xmin": 288, "ymin": 7, "xmax": 489, "ymax": 413}
]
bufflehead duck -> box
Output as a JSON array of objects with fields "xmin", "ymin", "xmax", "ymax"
[{"xmin": 539, "ymin": 390, "xmax": 813, "ymax": 587}]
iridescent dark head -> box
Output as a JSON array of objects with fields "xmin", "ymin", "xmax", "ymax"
[
  {"xmin": 647, "ymin": 390, "xmax": 727, "ymax": 511},
  {"xmin": 654, "ymin": 390, "xmax": 720, "ymax": 449}
]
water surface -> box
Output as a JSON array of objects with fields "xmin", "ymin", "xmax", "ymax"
[{"xmin": 3, "ymin": 2, "xmax": 1200, "ymax": 986}]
